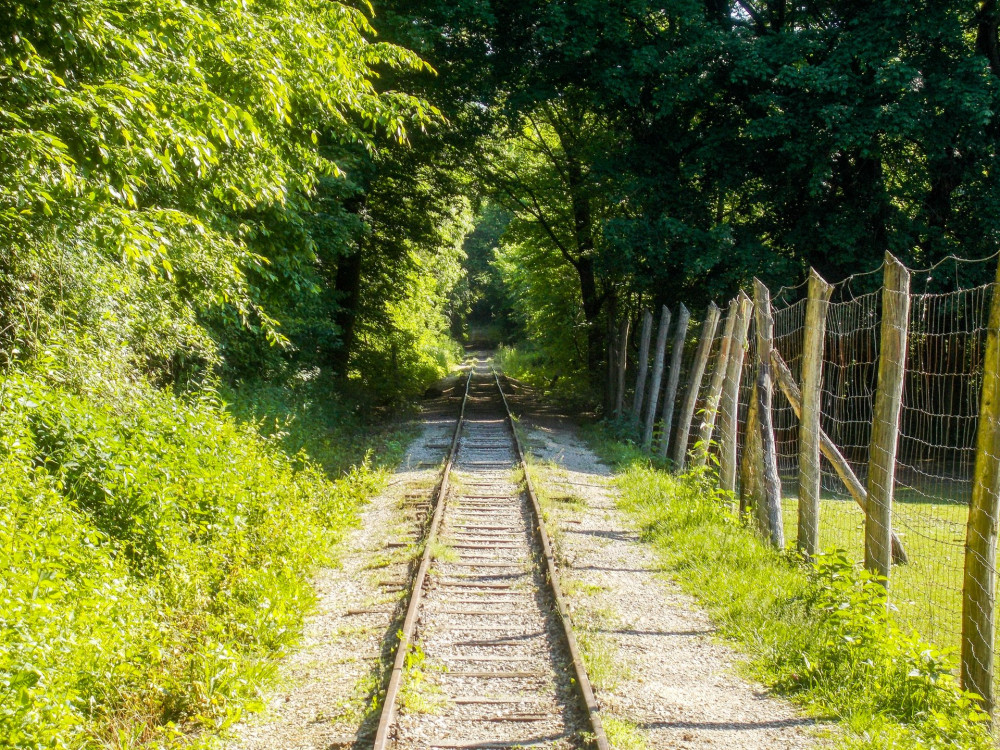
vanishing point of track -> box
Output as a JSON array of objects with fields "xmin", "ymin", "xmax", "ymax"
[{"xmin": 372, "ymin": 355, "xmax": 609, "ymax": 750}]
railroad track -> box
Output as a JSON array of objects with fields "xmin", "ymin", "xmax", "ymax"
[{"xmin": 372, "ymin": 355, "xmax": 609, "ymax": 750}]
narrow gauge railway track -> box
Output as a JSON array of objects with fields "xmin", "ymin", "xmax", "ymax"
[{"xmin": 372, "ymin": 356, "xmax": 609, "ymax": 750}]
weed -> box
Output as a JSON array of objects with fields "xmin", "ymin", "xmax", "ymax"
[
  {"xmin": 561, "ymin": 578, "xmax": 606, "ymax": 598},
  {"xmin": 577, "ymin": 632, "xmax": 627, "ymax": 690},
  {"xmin": 429, "ymin": 540, "xmax": 458, "ymax": 563},
  {"xmin": 365, "ymin": 554, "xmax": 395, "ymax": 570},
  {"xmin": 551, "ymin": 493, "xmax": 587, "ymax": 510},
  {"xmin": 398, "ymin": 642, "xmax": 447, "ymax": 714},
  {"xmin": 602, "ymin": 717, "xmax": 650, "ymax": 750}
]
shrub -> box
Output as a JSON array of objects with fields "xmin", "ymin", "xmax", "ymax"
[{"xmin": 0, "ymin": 372, "xmax": 383, "ymax": 747}]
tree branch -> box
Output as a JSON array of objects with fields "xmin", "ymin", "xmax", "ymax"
[
  {"xmin": 734, "ymin": 0, "xmax": 767, "ymax": 34},
  {"xmin": 485, "ymin": 166, "xmax": 581, "ymax": 270},
  {"xmin": 524, "ymin": 112, "xmax": 571, "ymax": 184}
]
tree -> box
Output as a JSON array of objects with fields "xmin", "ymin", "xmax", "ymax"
[{"xmin": 0, "ymin": 0, "xmax": 436, "ymax": 382}]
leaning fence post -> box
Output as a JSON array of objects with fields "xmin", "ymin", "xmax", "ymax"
[
  {"xmin": 642, "ymin": 306, "xmax": 672, "ymax": 450},
  {"xmin": 772, "ymin": 347, "xmax": 908, "ymax": 563},
  {"xmin": 961, "ymin": 260, "xmax": 1000, "ymax": 712},
  {"xmin": 673, "ymin": 303, "xmax": 722, "ymax": 469},
  {"xmin": 659, "ymin": 303, "xmax": 691, "ymax": 459},
  {"xmin": 631, "ymin": 310, "xmax": 654, "ymax": 421},
  {"xmin": 719, "ymin": 292, "xmax": 753, "ymax": 496},
  {"xmin": 797, "ymin": 269, "xmax": 833, "ymax": 559},
  {"xmin": 865, "ymin": 253, "xmax": 911, "ymax": 583},
  {"xmin": 614, "ymin": 317, "xmax": 630, "ymax": 417},
  {"xmin": 771, "ymin": 347, "xmax": 908, "ymax": 563},
  {"xmin": 752, "ymin": 279, "xmax": 784, "ymax": 548},
  {"xmin": 694, "ymin": 299, "xmax": 738, "ymax": 468}
]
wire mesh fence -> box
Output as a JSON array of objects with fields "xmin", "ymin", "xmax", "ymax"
[{"xmin": 613, "ymin": 251, "xmax": 1000, "ymax": 711}]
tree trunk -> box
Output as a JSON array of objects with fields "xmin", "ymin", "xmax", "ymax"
[
  {"xmin": 577, "ymin": 255, "xmax": 605, "ymax": 378},
  {"xmin": 329, "ymin": 246, "xmax": 364, "ymax": 375},
  {"xmin": 978, "ymin": 0, "xmax": 1000, "ymax": 78},
  {"xmin": 857, "ymin": 152, "xmax": 890, "ymax": 259}
]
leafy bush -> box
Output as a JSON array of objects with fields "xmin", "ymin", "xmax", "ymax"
[
  {"xmin": 0, "ymin": 372, "xmax": 386, "ymax": 747},
  {"xmin": 494, "ymin": 345, "xmax": 595, "ymax": 406},
  {"xmin": 799, "ymin": 551, "xmax": 988, "ymax": 748}
]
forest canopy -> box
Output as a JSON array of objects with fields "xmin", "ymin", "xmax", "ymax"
[
  {"xmin": 436, "ymin": 0, "xmax": 1000, "ymax": 394},
  {"xmin": 4, "ymin": 0, "xmax": 1000, "ymax": 396},
  {"xmin": 0, "ymin": 0, "xmax": 456, "ymax": 392}
]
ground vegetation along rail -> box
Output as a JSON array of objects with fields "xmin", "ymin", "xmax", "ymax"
[{"xmin": 373, "ymin": 355, "xmax": 609, "ymax": 750}]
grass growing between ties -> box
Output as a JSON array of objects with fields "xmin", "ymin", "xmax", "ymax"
[
  {"xmin": 398, "ymin": 642, "xmax": 447, "ymax": 715},
  {"xmin": 0, "ymin": 370, "xmax": 409, "ymax": 748},
  {"xmin": 585, "ymin": 433, "xmax": 992, "ymax": 750},
  {"xmin": 429, "ymin": 539, "xmax": 458, "ymax": 563},
  {"xmin": 602, "ymin": 717, "xmax": 650, "ymax": 750}
]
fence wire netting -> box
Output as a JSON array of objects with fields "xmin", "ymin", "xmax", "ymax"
[
  {"xmin": 623, "ymin": 254, "xmax": 1000, "ymax": 701},
  {"xmin": 666, "ymin": 258, "xmax": 998, "ymax": 696},
  {"xmin": 892, "ymin": 280, "xmax": 992, "ymax": 652}
]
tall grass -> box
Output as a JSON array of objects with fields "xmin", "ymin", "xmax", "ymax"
[{"xmin": 586, "ymin": 431, "xmax": 991, "ymax": 750}]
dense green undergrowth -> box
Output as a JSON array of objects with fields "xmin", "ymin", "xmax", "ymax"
[
  {"xmin": 493, "ymin": 345, "xmax": 595, "ymax": 411},
  {"xmin": 223, "ymin": 373, "xmax": 415, "ymax": 477},
  {"xmin": 586, "ymin": 432, "xmax": 991, "ymax": 750},
  {"xmin": 0, "ymin": 369, "xmax": 407, "ymax": 749}
]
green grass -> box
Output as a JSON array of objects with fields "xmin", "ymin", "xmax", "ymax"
[
  {"xmin": 0, "ymin": 370, "xmax": 410, "ymax": 749},
  {"xmin": 494, "ymin": 345, "xmax": 596, "ymax": 410},
  {"xmin": 602, "ymin": 716, "xmax": 650, "ymax": 750},
  {"xmin": 777, "ymin": 491, "xmax": 968, "ymax": 663},
  {"xmin": 582, "ymin": 429, "xmax": 992, "ymax": 750}
]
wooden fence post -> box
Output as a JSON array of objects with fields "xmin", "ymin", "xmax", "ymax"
[
  {"xmin": 753, "ymin": 279, "xmax": 784, "ymax": 548},
  {"xmin": 961, "ymin": 259, "xmax": 1000, "ymax": 712},
  {"xmin": 740, "ymin": 383, "xmax": 762, "ymax": 518},
  {"xmin": 659, "ymin": 303, "xmax": 691, "ymax": 458},
  {"xmin": 631, "ymin": 310, "xmax": 654, "ymax": 421},
  {"xmin": 694, "ymin": 299, "xmax": 738, "ymax": 468},
  {"xmin": 865, "ymin": 253, "xmax": 911, "ymax": 582},
  {"xmin": 614, "ymin": 317, "xmax": 630, "ymax": 417},
  {"xmin": 673, "ymin": 303, "xmax": 722, "ymax": 469},
  {"xmin": 642, "ymin": 306, "xmax": 672, "ymax": 450},
  {"xmin": 797, "ymin": 269, "xmax": 833, "ymax": 558},
  {"xmin": 719, "ymin": 292, "xmax": 753, "ymax": 495}
]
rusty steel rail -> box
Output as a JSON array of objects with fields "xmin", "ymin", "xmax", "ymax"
[
  {"xmin": 493, "ymin": 369, "xmax": 611, "ymax": 750},
  {"xmin": 372, "ymin": 362, "xmax": 608, "ymax": 750},
  {"xmin": 371, "ymin": 366, "xmax": 474, "ymax": 750}
]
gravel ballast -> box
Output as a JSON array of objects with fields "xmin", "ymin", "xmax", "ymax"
[{"xmin": 219, "ymin": 369, "xmax": 828, "ymax": 750}]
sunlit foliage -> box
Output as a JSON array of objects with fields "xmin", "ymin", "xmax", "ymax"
[{"xmin": 0, "ymin": 0, "xmax": 437, "ymax": 379}]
